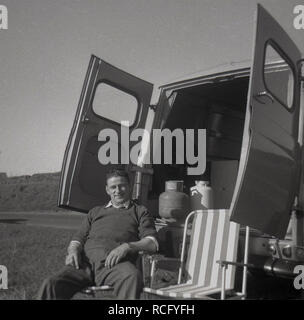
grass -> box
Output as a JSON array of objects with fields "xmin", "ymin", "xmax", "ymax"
[
  {"xmin": 1, "ymin": 221, "xmax": 299, "ymax": 300},
  {"xmin": 0, "ymin": 223, "xmax": 74, "ymax": 300},
  {"xmin": 0, "ymin": 222, "xmax": 178, "ymax": 300},
  {"xmin": 0, "ymin": 182, "xmax": 60, "ymax": 211}
]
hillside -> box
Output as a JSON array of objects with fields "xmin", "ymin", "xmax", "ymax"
[{"xmin": 0, "ymin": 172, "xmax": 63, "ymax": 212}]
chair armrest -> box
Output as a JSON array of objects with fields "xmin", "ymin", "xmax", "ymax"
[
  {"xmin": 82, "ymin": 285, "xmax": 113, "ymax": 294},
  {"xmin": 216, "ymin": 260, "xmax": 255, "ymax": 269}
]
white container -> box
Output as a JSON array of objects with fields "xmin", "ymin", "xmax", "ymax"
[{"xmin": 190, "ymin": 180, "xmax": 214, "ymax": 210}]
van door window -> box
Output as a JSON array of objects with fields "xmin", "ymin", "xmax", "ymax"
[
  {"xmin": 263, "ymin": 43, "xmax": 295, "ymax": 109},
  {"xmin": 92, "ymin": 82, "xmax": 138, "ymax": 126},
  {"xmin": 58, "ymin": 56, "xmax": 153, "ymax": 212}
]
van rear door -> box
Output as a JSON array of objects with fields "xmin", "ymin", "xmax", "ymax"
[
  {"xmin": 230, "ymin": 5, "xmax": 302, "ymax": 238},
  {"xmin": 58, "ymin": 56, "xmax": 153, "ymax": 212}
]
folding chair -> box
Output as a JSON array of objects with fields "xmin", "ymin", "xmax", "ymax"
[{"xmin": 144, "ymin": 209, "xmax": 250, "ymax": 300}]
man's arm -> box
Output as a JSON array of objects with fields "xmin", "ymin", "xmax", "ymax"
[
  {"xmin": 65, "ymin": 209, "xmax": 94, "ymax": 269},
  {"xmin": 65, "ymin": 241, "xmax": 82, "ymax": 269},
  {"xmin": 105, "ymin": 237, "xmax": 157, "ymax": 269},
  {"xmin": 105, "ymin": 205, "xmax": 159, "ymax": 268}
]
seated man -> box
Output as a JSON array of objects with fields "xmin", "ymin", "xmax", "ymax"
[{"xmin": 37, "ymin": 169, "xmax": 158, "ymax": 300}]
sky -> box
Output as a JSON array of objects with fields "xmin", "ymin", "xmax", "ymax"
[{"xmin": 0, "ymin": 0, "xmax": 303, "ymax": 176}]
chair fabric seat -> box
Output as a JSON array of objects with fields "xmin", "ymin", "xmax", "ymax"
[
  {"xmin": 144, "ymin": 209, "xmax": 246, "ymax": 300},
  {"xmin": 144, "ymin": 284, "xmax": 224, "ymax": 298}
]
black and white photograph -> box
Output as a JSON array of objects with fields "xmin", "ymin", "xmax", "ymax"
[{"xmin": 0, "ymin": 0, "xmax": 304, "ymax": 306}]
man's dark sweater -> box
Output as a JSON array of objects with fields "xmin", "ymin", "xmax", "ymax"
[{"xmin": 72, "ymin": 202, "xmax": 157, "ymax": 265}]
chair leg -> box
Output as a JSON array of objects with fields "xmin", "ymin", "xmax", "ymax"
[
  {"xmin": 221, "ymin": 265, "xmax": 227, "ymax": 300},
  {"xmin": 150, "ymin": 260, "xmax": 156, "ymax": 288},
  {"xmin": 241, "ymin": 226, "xmax": 250, "ymax": 299}
]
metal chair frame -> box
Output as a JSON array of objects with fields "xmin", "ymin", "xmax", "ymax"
[{"xmin": 144, "ymin": 209, "xmax": 250, "ymax": 300}]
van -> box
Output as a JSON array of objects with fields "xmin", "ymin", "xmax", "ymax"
[{"xmin": 58, "ymin": 4, "xmax": 304, "ymax": 280}]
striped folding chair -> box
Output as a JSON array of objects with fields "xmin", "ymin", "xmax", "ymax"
[{"xmin": 144, "ymin": 209, "xmax": 250, "ymax": 300}]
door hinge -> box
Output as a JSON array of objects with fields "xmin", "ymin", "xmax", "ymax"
[
  {"xmin": 149, "ymin": 104, "xmax": 157, "ymax": 111},
  {"xmin": 298, "ymin": 59, "xmax": 304, "ymax": 82}
]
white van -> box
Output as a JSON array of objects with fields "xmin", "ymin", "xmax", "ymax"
[{"xmin": 58, "ymin": 5, "xmax": 304, "ymax": 280}]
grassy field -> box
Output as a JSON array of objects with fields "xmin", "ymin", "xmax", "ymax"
[
  {"xmin": 0, "ymin": 223, "xmax": 74, "ymax": 300},
  {"xmin": 0, "ymin": 222, "xmax": 176, "ymax": 300},
  {"xmin": 0, "ymin": 172, "xmax": 61, "ymax": 212},
  {"xmin": 0, "ymin": 221, "xmax": 300, "ymax": 300}
]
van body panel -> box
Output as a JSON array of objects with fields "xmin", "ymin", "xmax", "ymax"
[
  {"xmin": 58, "ymin": 55, "xmax": 153, "ymax": 212},
  {"xmin": 230, "ymin": 5, "xmax": 302, "ymax": 238}
]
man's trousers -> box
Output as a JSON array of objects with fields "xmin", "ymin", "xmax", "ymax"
[{"xmin": 37, "ymin": 260, "xmax": 143, "ymax": 300}]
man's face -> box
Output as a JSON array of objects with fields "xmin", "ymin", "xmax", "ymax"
[{"xmin": 106, "ymin": 176, "xmax": 131, "ymax": 206}]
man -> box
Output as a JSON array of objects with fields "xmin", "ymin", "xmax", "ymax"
[{"xmin": 37, "ymin": 169, "xmax": 158, "ymax": 299}]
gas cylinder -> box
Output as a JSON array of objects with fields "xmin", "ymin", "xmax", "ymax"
[
  {"xmin": 190, "ymin": 180, "xmax": 214, "ymax": 210},
  {"xmin": 159, "ymin": 180, "xmax": 190, "ymax": 222}
]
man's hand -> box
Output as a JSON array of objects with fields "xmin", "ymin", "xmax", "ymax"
[
  {"xmin": 65, "ymin": 241, "xmax": 82, "ymax": 269},
  {"xmin": 105, "ymin": 243, "xmax": 131, "ymax": 268},
  {"xmin": 65, "ymin": 251, "xmax": 82, "ymax": 269}
]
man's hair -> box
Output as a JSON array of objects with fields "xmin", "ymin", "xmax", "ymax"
[{"xmin": 106, "ymin": 169, "xmax": 130, "ymax": 184}]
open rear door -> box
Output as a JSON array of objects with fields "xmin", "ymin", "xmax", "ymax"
[
  {"xmin": 58, "ymin": 56, "xmax": 153, "ymax": 212},
  {"xmin": 230, "ymin": 5, "xmax": 302, "ymax": 238}
]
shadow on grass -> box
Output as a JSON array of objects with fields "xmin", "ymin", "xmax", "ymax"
[{"xmin": 0, "ymin": 219, "xmax": 27, "ymax": 224}]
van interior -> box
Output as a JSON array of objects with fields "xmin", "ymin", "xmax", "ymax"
[{"xmin": 147, "ymin": 76, "xmax": 250, "ymax": 216}]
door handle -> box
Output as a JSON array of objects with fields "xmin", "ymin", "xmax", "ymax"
[
  {"xmin": 81, "ymin": 117, "xmax": 90, "ymax": 124},
  {"xmin": 253, "ymin": 91, "xmax": 274, "ymax": 104}
]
